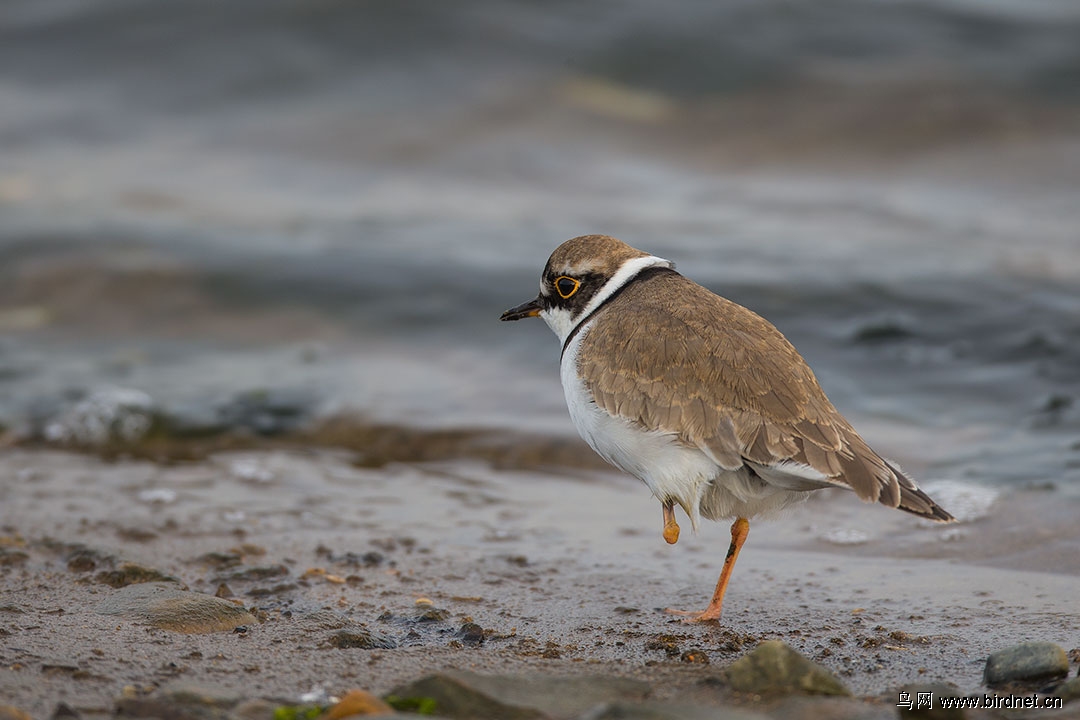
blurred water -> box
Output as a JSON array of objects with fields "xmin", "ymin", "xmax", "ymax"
[{"xmin": 1, "ymin": 0, "xmax": 1078, "ymax": 492}]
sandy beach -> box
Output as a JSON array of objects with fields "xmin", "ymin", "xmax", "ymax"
[{"xmin": 2, "ymin": 442, "xmax": 1078, "ymax": 717}]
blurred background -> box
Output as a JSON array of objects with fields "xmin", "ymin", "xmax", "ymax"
[{"xmin": 1, "ymin": 0, "xmax": 1079, "ymax": 494}]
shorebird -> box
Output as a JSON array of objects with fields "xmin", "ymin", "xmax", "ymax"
[{"xmin": 500, "ymin": 235, "xmax": 953, "ymax": 622}]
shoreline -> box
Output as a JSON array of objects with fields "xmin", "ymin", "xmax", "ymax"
[{"xmin": 2, "ymin": 447, "xmax": 1077, "ymax": 717}]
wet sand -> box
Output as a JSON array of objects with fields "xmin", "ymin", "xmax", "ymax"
[{"xmin": 2, "ymin": 446, "xmax": 1078, "ymax": 717}]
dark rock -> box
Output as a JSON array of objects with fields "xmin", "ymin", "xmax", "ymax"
[
  {"xmin": 214, "ymin": 564, "xmax": 289, "ymax": 583},
  {"xmin": 0, "ymin": 549, "xmax": 28, "ymax": 567},
  {"xmin": 328, "ymin": 628, "xmax": 398, "ymax": 650},
  {"xmin": 95, "ymin": 562, "xmax": 179, "ymax": 588},
  {"xmin": 96, "ymin": 582, "xmax": 256, "ymax": 633},
  {"xmin": 414, "ymin": 604, "xmax": 450, "ymax": 623},
  {"xmin": 456, "ymin": 622, "xmax": 485, "ymax": 646},
  {"xmin": 984, "ymin": 642, "xmax": 1069, "ymax": 686},
  {"xmin": 437, "ymin": 671, "xmax": 650, "ymax": 719},
  {"xmin": 66, "ymin": 548, "xmax": 103, "ymax": 572},
  {"xmin": 115, "ymin": 527, "xmax": 158, "ymax": 542},
  {"xmin": 387, "ymin": 674, "xmax": 547, "ymax": 720},
  {"xmin": 721, "ymin": 640, "xmax": 851, "ymax": 697},
  {"xmin": 50, "ymin": 703, "xmax": 82, "ymax": 719},
  {"xmin": 195, "ymin": 552, "xmax": 243, "ymax": 570}
]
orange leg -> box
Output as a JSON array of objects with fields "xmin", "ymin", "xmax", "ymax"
[
  {"xmin": 666, "ymin": 517, "xmax": 749, "ymax": 622},
  {"xmin": 662, "ymin": 501, "xmax": 680, "ymax": 544}
]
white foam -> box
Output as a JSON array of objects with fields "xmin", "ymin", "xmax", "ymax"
[
  {"xmin": 137, "ymin": 488, "xmax": 177, "ymax": 504},
  {"xmin": 920, "ymin": 480, "xmax": 999, "ymax": 523},
  {"xmin": 821, "ymin": 527, "xmax": 871, "ymax": 545}
]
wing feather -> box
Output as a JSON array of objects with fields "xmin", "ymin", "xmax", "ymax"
[{"xmin": 574, "ymin": 270, "xmax": 948, "ymax": 517}]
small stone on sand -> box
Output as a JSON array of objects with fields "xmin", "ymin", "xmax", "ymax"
[
  {"xmin": 721, "ymin": 640, "xmax": 851, "ymax": 697},
  {"xmin": 96, "ymin": 581, "xmax": 256, "ymax": 633}
]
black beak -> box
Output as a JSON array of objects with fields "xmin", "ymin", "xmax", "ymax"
[{"xmin": 500, "ymin": 296, "xmax": 543, "ymax": 321}]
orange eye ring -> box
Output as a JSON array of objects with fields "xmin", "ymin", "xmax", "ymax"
[{"xmin": 554, "ymin": 276, "xmax": 580, "ymax": 299}]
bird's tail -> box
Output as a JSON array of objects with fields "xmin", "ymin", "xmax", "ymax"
[{"xmin": 885, "ymin": 460, "xmax": 955, "ymax": 522}]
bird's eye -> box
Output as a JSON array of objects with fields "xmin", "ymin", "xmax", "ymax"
[{"xmin": 554, "ymin": 276, "xmax": 581, "ymax": 299}]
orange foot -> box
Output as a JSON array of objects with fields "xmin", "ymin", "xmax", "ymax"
[
  {"xmin": 661, "ymin": 501, "xmax": 680, "ymax": 545},
  {"xmin": 663, "ymin": 606, "xmax": 722, "ymax": 623},
  {"xmin": 662, "ymin": 517, "xmax": 749, "ymax": 625}
]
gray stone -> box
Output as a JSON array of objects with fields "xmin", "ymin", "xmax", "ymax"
[
  {"xmin": 96, "ymin": 581, "xmax": 256, "ymax": 633},
  {"xmin": 387, "ymin": 674, "xmax": 548, "ymax": 720},
  {"xmin": 114, "ymin": 681, "xmax": 245, "ymax": 719},
  {"xmin": 49, "ymin": 703, "xmax": 82, "ymax": 720},
  {"xmin": 579, "ymin": 702, "xmax": 768, "ymax": 720},
  {"xmin": 442, "ymin": 670, "xmax": 650, "ymax": 719},
  {"xmin": 327, "ymin": 627, "xmax": 398, "ymax": 649},
  {"xmin": 984, "ymin": 641, "xmax": 1069, "ymax": 686},
  {"xmin": 720, "ymin": 640, "xmax": 851, "ymax": 697},
  {"xmin": 455, "ymin": 621, "xmax": 485, "ymax": 646},
  {"xmin": 95, "ymin": 562, "xmax": 179, "ymax": 588}
]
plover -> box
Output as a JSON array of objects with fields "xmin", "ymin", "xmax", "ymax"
[{"xmin": 500, "ymin": 234, "xmax": 953, "ymax": 622}]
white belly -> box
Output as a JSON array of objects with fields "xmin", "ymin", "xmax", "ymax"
[{"xmin": 560, "ymin": 327, "xmax": 808, "ymax": 527}]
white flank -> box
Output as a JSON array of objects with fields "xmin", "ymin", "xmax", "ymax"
[{"xmin": 560, "ymin": 327, "xmax": 718, "ymax": 529}]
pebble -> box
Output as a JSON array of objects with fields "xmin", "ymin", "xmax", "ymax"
[
  {"xmin": 389, "ymin": 671, "xmax": 654, "ymax": 720},
  {"xmin": 456, "ymin": 621, "xmax": 485, "ymax": 647},
  {"xmin": 432, "ymin": 671, "xmax": 649, "ymax": 719},
  {"xmin": 115, "ymin": 681, "xmax": 243, "ymax": 719},
  {"xmin": 49, "ymin": 703, "xmax": 81, "ymax": 719},
  {"xmin": 96, "ymin": 581, "xmax": 256, "ymax": 633},
  {"xmin": 983, "ymin": 641, "xmax": 1069, "ymax": 686},
  {"xmin": 328, "ymin": 628, "xmax": 399, "ymax": 650},
  {"xmin": 721, "ymin": 640, "xmax": 851, "ymax": 697},
  {"xmin": 94, "ymin": 562, "xmax": 178, "ymax": 588}
]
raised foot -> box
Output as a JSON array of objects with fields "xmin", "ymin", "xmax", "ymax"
[
  {"xmin": 663, "ymin": 607, "xmax": 722, "ymax": 624},
  {"xmin": 661, "ymin": 501, "xmax": 680, "ymax": 545}
]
